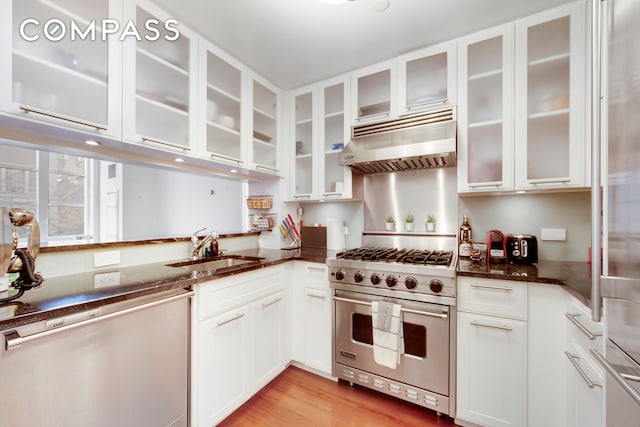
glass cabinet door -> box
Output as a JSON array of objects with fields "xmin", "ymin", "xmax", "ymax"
[
  {"xmin": 399, "ymin": 41, "xmax": 457, "ymax": 114},
  {"xmin": 7, "ymin": 0, "xmax": 116, "ymax": 135},
  {"xmin": 123, "ymin": 1, "xmax": 196, "ymax": 152},
  {"xmin": 515, "ymin": 2, "xmax": 586, "ymax": 189},
  {"xmin": 202, "ymin": 45, "xmax": 243, "ymax": 163},
  {"xmin": 320, "ymin": 80, "xmax": 350, "ymax": 198},
  {"xmin": 458, "ymin": 25, "xmax": 514, "ymax": 192},
  {"xmin": 293, "ymin": 90, "xmax": 314, "ymax": 197},
  {"xmin": 252, "ymin": 79, "xmax": 278, "ymax": 173},
  {"xmin": 351, "ymin": 60, "xmax": 395, "ymax": 123}
]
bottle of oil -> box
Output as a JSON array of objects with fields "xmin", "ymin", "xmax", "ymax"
[{"xmin": 459, "ymin": 215, "xmax": 473, "ymax": 257}]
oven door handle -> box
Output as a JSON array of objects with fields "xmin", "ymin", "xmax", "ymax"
[{"xmin": 332, "ymin": 296, "xmax": 448, "ymax": 319}]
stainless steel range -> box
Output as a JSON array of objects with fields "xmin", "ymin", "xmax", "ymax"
[{"xmin": 328, "ymin": 236, "xmax": 457, "ymax": 417}]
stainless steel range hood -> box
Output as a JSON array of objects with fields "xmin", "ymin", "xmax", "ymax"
[{"xmin": 340, "ymin": 106, "xmax": 456, "ymax": 174}]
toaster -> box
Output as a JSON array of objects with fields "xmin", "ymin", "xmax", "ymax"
[{"xmin": 506, "ymin": 234, "xmax": 538, "ymax": 264}]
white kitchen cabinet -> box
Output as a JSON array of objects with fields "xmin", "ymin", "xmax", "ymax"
[
  {"xmin": 250, "ymin": 75, "xmax": 280, "ymax": 175},
  {"xmin": 251, "ymin": 290, "xmax": 286, "ymax": 390},
  {"xmin": 564, "ymin": 295, "xmax": 604, "ymax": 427},
  {"xmin": 350, "ymin": 59, "xmax": 396, "ymax": 124},
  {"xmin": 290, "ymin": 85, "xmax": 316, "ymax": 199},
  {"xmin": 196, "ymin": 302, "xmax": 251, "ymax": 427},
  {"xmin": 457, "ymin": 311, "xmax": 526, "ymax": 427},
  {"xmin": 457, "ymin": 23, "xmax": 515, "ymax": 193},
  {"xmin": 198, "ymin": 39, "xmax": 245, "ymax": 166},
  {"xmin": 0, "ymin": 0, "xmax": 121, "ymax": 138},
  {"xmin": 458, "ymin": 1, "xmax": 589, "ymax": 193},
  {"xmin": 398, "ymin": 40, "xmax": 457, "ymax": 114},
  {"xmin": 192, "ymin": 265, "xmax": 286, "ymax": 426},
  {"xmin": 287, "ymin": 76, "xmax": 353, "ymax": 201},
  {"xmin": 290, "ymin": 262, "xmax": 332, "ymax": 375},
  {"xmin": 122, "ymin": 0, "xmax": 198, "ymax": 153},
  {"xmin": 457, "ymin": 276, "xmax": 527, "ymax": 427},
  {"xmin": 527, "ymin": 283, "xmax": 568, "ymax": 427},
  {"xmin": 514, "ymin": 1, "xmax": 588, "ymax": 190}
]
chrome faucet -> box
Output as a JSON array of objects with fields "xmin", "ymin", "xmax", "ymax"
[{"xmin": 191, "ymin": 228, "xmax": 219, "ymax": 260}]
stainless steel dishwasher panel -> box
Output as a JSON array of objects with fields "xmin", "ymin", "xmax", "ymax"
[{"xmin": 0, "ymin": 290, "xmax": 192, "ymax": 427}]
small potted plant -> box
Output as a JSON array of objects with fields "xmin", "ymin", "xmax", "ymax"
[
  {"xmin": 405, "ymin": 214, "xmax": 415, "ymax": 232},
  {"xmin": 426, "ymin": 214, "xmax": 436, "ymax": 232},
  {"xmin": 385, "ymin": 215, "xmax": 395, "ymax": 231}
]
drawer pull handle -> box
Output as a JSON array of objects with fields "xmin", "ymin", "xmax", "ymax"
[
  {"xmin": 306, "ymin": 292, "xmax": 326, "ymax": 300},
  {"xmin": 470, "ymin": 321, "xmax": 513, "ymax": 332},
  {"xmin": 261, "ymin": 297, "xmax": 282, "ymax": 309},
  {"xmin": 19, "ymin": 105, "xmax": 108, "ymax": 131},
  {"xmin": 141, "ymin": 136, "xmax": 191, "ymax": 152},
  {"xmin": 565, "ymin": 351, "xmax": 602, "ymax": 388},
  {"xmin": 469, "ymin": 283, "xmax": 514, "ymax": 292},
  {"xmin": 565, "ymin": 312, "xmax": 603, "ymax": 340},
  {"xmin": 216, "ymin": 313, "xmax": 245, "ymax": 327}
]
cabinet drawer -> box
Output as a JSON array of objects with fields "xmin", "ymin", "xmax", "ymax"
[
  {"xmin": 196, "ymin": 266, "xmax": 284, "ymax": 320},
  {"xmin": 458, "ymin": 276, "xmax": 527, "ymax": 319}
]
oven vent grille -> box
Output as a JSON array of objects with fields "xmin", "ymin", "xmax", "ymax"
[
  {"xmin": 352, "ymin": 107, "xmax": 455, "ymax": 139},
  {"xmin": 349, "ymin": 153, "xmax": 455, "ymax": 174}
]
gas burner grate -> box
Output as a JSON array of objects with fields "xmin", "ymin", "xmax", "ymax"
[{"xmin": 336, "ymin": 247, "xmax": 453, "ymax": 267}]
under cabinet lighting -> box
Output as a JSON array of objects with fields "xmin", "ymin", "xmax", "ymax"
[
  {"xmin": 84, "ymin": 139, "xmax": 100, "ymax": 146},
  {"xmin": 174, "ymin": 157, "xmax": 185, "ymax": 163},
  {"xmin": 230, "ymin": 169, "xmax": 238, "ymax": 173}
]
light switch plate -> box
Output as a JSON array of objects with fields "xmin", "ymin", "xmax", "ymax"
[
  {"xmin": 541, "ymin": 228, "xmax": 567, "ymax": 241},
  {"xmin": 94, "ymin": 250, "xmax": 120, "ymax": 267}
]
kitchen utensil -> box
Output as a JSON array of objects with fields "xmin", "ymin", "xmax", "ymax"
[{"xmin": 506, "ymin": 234, "xmax": 538, "ymax": 264}]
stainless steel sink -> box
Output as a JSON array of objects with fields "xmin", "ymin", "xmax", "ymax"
[{"xmin": 166, "ymin": 255, "xmax": 264, "ymax": 273}]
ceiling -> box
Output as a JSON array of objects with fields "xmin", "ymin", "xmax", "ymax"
[{"xmin": 152, "ymin": 0, "xmax": 574, "ymax": 91}]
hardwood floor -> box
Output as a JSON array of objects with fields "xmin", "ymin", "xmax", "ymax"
[{"xmin": 218, "ymin": 366, "xmax": 459, "ymax": 427}]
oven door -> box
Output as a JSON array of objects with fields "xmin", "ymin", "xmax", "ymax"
[{"xmin": 333, "ymin": 289, "xmax": 450, "ymax": 396}]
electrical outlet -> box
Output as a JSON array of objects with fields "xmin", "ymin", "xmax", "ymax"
[
  {"xmin": 541, "ymin": 228, "xmax": 567, "ymax": 241},
  {"xmin": 94, "ymin": 250, "xmax": 120, "ymax": 267},
  {"xmin": 94, "ymin": 272, "xmax": 120, "ymax": 288}
]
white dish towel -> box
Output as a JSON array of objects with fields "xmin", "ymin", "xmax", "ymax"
[{"xmin": 371, "ymin": 301, "xmax": 403, "ymax": 369}]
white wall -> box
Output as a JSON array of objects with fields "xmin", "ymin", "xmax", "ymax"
[{"xmin": 122, "ymin": 164, "xmax": 244, "ymax": 240}]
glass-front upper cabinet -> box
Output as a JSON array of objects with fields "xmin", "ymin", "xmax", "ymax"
[
  {"xmin": 251, "ymin": 77, "xmax": 279, "ymax": 174},
  {"xmin": 514, "ymin": 1, "xmax": 587, "ymax": 189},
  {"xmin": 350, "ymin": 59, "xmax": 396, "ymax": 124},
  {"xmin": 0, "ymin": 0, "xmax": 121, "ymax": 138},
  {"xmin": 122, "ymin": 0, "xmax": 197, "ymax": 153},
  {"xmin": 319, "ymin": 77, "xmax": 351, "ymax": 199},
  {"xmin": 458, "ymin": 24, "xmax": 515, "ymax": 193},
  {"xmin": 199, "ymin": 40, "xmax": 244, "ymax": 165},
  {"xmin": 291, "ymin": 87, "xmax": 315, "ymax": 198},
  {"xmin": 398, "ymin": 40, "xmax": 457, "ymax": 114}
]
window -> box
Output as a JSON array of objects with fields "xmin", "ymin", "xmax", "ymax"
[{"xmin": 0, "ymin": 145, "xmax": 93, "ymax": 244}]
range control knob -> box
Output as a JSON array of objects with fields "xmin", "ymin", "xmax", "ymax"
[
  {"xmin": 429, "ymin": 279, "xmax": 444, "ymax": 293},
  {"xmin": 405, "ymin": 276, "xmax": 418, "ymax": 290},
  {"xmin": 370, "ymin": 273, "xmax": 382, "ymax": 285},
  {"xmin": 354, "ymin": 271, "xmax": 365, "ymax": 283},
  {"xmin": 386, "ymin": 275, "xmax": 398, "ymax": 288},
  {"xmin": 335, "ymin": 269, "xmax": 345, "ymax": 281}
]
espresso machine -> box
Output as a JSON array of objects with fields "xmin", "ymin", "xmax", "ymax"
[{"xmin": 1, "ymin": 206, "xmax": 43, "ymax": 303}]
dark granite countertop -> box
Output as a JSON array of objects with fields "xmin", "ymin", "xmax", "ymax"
[
  {"xmin": 457, "ymin": 256, "xmax": 593, "ymax": 307},
  {"xmin": 0, "ymin": 247, "xmax": 330, "ymax": 331}
]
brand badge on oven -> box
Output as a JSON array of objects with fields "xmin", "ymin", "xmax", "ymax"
[{"xmin": 340, "ymin": 350, "xmax": 356, "ymax": 360}]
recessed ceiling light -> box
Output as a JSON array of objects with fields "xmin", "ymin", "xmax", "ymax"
[
  {"xmin": 84, "ymin": 139, "xmax": 100, "ymax": 146},
  {"xmin": 174, "ymin": 157, "xmax": 185, "ymax": 163}
]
